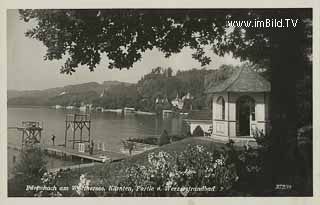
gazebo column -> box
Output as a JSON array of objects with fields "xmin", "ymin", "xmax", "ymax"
[
  {"xmin": 211, "ymin": 94, "xmax": 216, "ymax": 136},
  {"xmin": 227, "ymin": 93, "xmax": 237, "ymax": 137},
  {"xmin": 253, "ymin": 93, "xmax": 267, "ymax": 135},
  {"xmin": 227, "ymin": 92, "xmax": 230, "ymax": 139},
  {"xmin": 264, "ymin": 92, "xmax": 270, "ymax": 135}
]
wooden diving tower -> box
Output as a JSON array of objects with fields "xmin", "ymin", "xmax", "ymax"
[
  {"xmin": 64, "ymin": 114, "xmax": 91, "ymax": 149},
  {"xmin": 16, "ymin": 121, "xmax": 43, "ymax": 149}
]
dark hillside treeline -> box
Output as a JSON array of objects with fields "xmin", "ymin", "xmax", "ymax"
[
  {"xmin": 8, "ymin": 67, "xmax": 221, "ymax": 110},
  {"xmin": 7, "ymin": 64, "xmax": 278, "ymax": 114}
]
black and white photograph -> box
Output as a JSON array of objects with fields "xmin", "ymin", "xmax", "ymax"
[{"xmin": 1, "ymin": 3, "xmax": 317, "ymax": 201}]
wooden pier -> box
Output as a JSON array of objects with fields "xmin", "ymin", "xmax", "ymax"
[{"xmin": 8, "ymin": 143, "xmax": 127, "ymax": 163}]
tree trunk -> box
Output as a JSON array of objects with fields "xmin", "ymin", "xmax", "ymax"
[{"xmin": 269, "ymin": 12, "xmax": 306, "ymax": 188}]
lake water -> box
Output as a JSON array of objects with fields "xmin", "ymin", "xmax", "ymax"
[{"xmin": 7, "ymin": 107, "xmax": 185, "ymax": 177}]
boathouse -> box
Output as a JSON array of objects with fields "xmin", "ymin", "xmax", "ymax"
[{"xmin": 205, "ymin": 66, "xmax": 271, "ymax": 142}]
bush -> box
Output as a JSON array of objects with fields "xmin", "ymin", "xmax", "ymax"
[
  {"xmin": 128, "ymin": 137, "xmax": 158, "ymax": 145},
  {"xmin": 181, "ymin": 121, "xmax": 192, "ymax": 137},
  {"xmin": 192, "ymin": 125, "xmax": 204, "ymax": 136},
  {"xmin": 34, "ymin": 170, "xmax": 97, "ymax": 197},
  {"xmin": 118, "ymin": 145, "xmax": 239, "ymax": 196},
  {"xmin": 172, "ymin": 145, "xmax": 238, "ymax": 194},
  {"xmin": 170, "ymin": 135, "xmax": 185, "ymax": 142},
  {"xmin": 10, "ymin": 146, "xmax": 47, "ymax": 196},
  {"xmin": 158, "ymin": 130, "xmax": 170, "ymax": 146},
  {"xmin": 222, "ymin": 140, "xmax": 269, "ymax": 195},
  {"xmin": 296, "ymin": 125, "xmax": 312, "ymax": 194}
]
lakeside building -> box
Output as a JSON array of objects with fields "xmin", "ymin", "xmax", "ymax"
[
  {"xmin": 171, "ymin": 92, "xmax": 193, "ymax": 110},
  {"xmin": 124, "ymin": 107, "xmax": 135, "ymax": 114},
  {"xmin": 162, "ymin": 109, "xmax": 173, "ymax": 118},
  {"xmin": 155, "ymin": 96, "xmax": 169, "ymax": 104},
  {"xmin": 79, "ymin": 103, "xmax": 93, "ymax": 112},
  {"xmin": 205, "ymin": 66, "xmax": 271, "ymax": 142},
  {"xmin": 95, "ymin": 107, "xmax": 104, "ymax": 112}
]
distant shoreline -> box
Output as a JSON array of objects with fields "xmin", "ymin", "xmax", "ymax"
[
  {"xmin": 7, "ymin": 105, "xmax": 51, "ymax": 109},
  {"xmin": 6, "ymin": 106, "xmax": 158, "ymax": 116}
]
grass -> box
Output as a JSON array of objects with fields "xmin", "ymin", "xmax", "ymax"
[{"xmin": 127, "ymin": 135, "xmax": 187, "ymax": 145}]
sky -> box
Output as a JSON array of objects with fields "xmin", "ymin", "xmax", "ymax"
[{"xmin": 7, "ymin": 9, "xmax": 242, "ymax": 91}]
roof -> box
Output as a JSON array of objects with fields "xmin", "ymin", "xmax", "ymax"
[
  {"xmin": 188, "ymin": 110, "xmax": 212, "ymax": 121},
  {"xmin": 205, "ymin": 66, "xmax": 271, "ymax": 93}
]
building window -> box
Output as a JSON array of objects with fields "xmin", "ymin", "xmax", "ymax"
[{"xmin": 216, "ymin": 96, "xmax": 225, "ymax": 120}]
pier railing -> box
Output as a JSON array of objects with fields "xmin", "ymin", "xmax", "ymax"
[
  {"xmin": 21, "ymin": 121, "xmax": 42, "ymax": 129},
  {"xmin": 66, "ymin": 114, "xmax": 91, "ymax": 122}
]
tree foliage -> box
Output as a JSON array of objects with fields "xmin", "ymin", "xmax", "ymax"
[
  {"xmin": 11, "ymin": 147, "xmax": 47, "ymax": 196},
  {"xmin": 19, "ymin": 9, "xmax": 311, "ymax": 72},
  {"xmin": 93, "ymin": 83, "xmax": 139, "ymax": 109},
  {"xmin": 19, "ymin": 9, "xmax": 230, "ymax": 73}
]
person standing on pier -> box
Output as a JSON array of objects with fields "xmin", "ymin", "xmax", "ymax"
[
  {"xmin": 89, "ymin": 140, "xmax": 94, "ymax": 155},
  {"xmin": 51, "ymin": 134, "xmax": 56, "ymax": 145}
]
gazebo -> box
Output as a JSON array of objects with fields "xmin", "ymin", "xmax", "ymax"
[{"xmin": 205, "ymin": 66, "xmax": 271, "ymax": 142}]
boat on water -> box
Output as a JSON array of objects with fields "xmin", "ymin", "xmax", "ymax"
[
  {"xmin": 103, "ymin": 108, "xmax": 123, "ymax": 113},
  {"xmin": 135, "ymin": 111, "xmax": 156, "ymax": 115}
]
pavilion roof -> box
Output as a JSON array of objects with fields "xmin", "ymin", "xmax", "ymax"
[{"xmin": 205, "ymin": 66, "xmax": 270, "ymax": 93}]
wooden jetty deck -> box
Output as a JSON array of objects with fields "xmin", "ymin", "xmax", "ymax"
[{"xmin": 8, "ymin": 144, "xmax": 127, "ymax": 163}]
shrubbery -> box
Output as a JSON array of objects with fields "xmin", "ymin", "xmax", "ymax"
[
  {"xmin": 118, "ymin": 145, "xmax": 238, "ymax": 196},
  {"xmin": 158, "ymin": 130, "xmax": 170, "ymax": 146},
  {"xmin": 192, "ymin": 125, "xmax": 204, "ymax": 136},
  {"xmin": 181, "ymin": 121, "xmax": 192, "ymax": 137},
  {"xmin": 127, "ymin": 137, "xmax": 158, "ymax": 145},
  {"xmin": 35, "ymin": 144, "xmax": 238, "ymax": 197},
  {"xmin": 10, "ymin": 146, "xmax": 47, "ymax": 196}
]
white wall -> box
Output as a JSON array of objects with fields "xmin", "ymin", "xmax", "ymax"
[
  {"xmin": 212, "ymin": 93, "xmax": 229, "ymax": 136},
  {"xmin": 189, "ymin": 121, "xmax": 212, "ymax": 135},
  {"xmin": 211, "ymin": 92, "xmax": 269, "ymax": 138}
]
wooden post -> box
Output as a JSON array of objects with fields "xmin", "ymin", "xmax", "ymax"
[
  {"xmin": 73, "ymin": 121, "xmax": 76, "ymax": 149},
  {"xmin": 88, "ymin": 121, "xmax": 91, "ymax": 144},
  {"xmin": 227, "ymin": 92, "xmax": 230, "ymax": 140},
  {"xmin": 80, "ymin": 124, "xmax": 83, "ymax": 143},
  {"xmin": 65, "ymin": 117, "xmax": 68, "ymax": 147}
]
